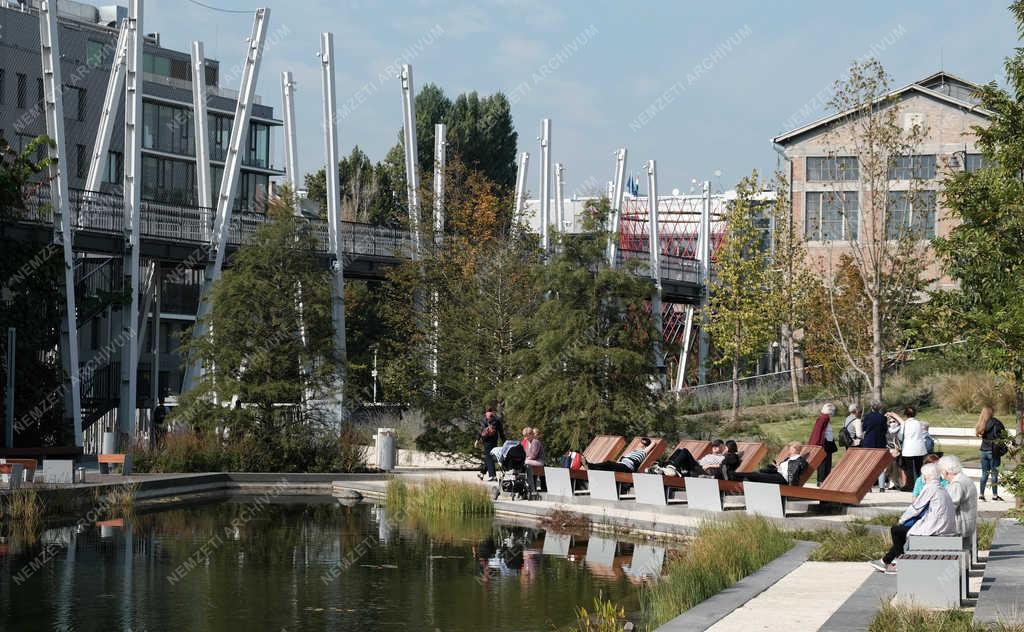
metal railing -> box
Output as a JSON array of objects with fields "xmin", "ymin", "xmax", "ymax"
[{"xmin": 14, "ymin": 185, "xmax": 698, "ymax": 283}]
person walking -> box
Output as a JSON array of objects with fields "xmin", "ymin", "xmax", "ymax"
[
  {"xmin": 477, "ymin": 407, "xmax": 506, "ymax": 481},
  {"xmin": 809, "ymin": 403, "xmax": 838, "ymax": 484},
  {"xmin": 889, "ymin": 407, "xmax": 927, "ymax": 492},
  {"xmin": 861, "ymin": 401, "xmax": 889, "ymax": 491},
  {"xmin": 976, "ymin": 406, "xmax": 1007, "ymax": 501}
]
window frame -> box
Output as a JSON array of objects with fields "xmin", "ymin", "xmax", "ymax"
[
  {"xmin": 805, "ymin": 190, "xmax": 859, "ymax": 242},
  {"xmin": 806, "ymin": 156, "xmax": 859, "ymax": 182}
]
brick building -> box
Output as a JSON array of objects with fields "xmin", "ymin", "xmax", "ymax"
[{"xmin": 773, "ymin": 71, "xmax": 992, "ymax": 288}]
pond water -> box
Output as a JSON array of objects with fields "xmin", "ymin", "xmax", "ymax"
[{"xmin": 0, "ymin": 496, "xmax": 670, "ymax": 631}]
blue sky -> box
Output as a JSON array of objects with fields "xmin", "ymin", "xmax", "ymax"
[{"xmin": 150, "ymin": 0, "xmax": 1017, "ymax": 196}]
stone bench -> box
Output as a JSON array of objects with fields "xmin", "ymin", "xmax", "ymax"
[
  {"xmin": 903, "ymin": 535, "xmax": 970, "ymax": 604},
  {"xmin": 897, "ymin": 552, "xmax": 963, "ymax": 608}
]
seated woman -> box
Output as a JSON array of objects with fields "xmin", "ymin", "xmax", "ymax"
[
  {"xmin": 715, "ymin": 440, "xmax": 742, "ymax": 480},
  {"xmin": 911, "ymin": 453, "xmax": 947, "ymax": 498},
  {"xmin": 871, "ymin": 463, "xmax": 958, "ymax": 574},
  {"xmin": 524, "ymin": 428, "xmax": 545, "ymax": 467},
  {"xmin": 587, "ymin": 438, "xmax": 653, "ymax": 473},
  {"xmin": 735, "ymin": 442, "xmax": 806, "ymax": 485},
  {"xmin": 939, "ymin": 455, "xmax": 978, "ymax": 551}
]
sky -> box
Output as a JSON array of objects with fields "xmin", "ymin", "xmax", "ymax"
[{"xmin": 148, "ymin": 0, "xmax": 1017, "ymax": 197}]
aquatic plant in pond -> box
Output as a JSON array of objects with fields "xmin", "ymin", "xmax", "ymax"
[
  {"xmin": 385, "ymin": 476, "xmax": 493, "ymax": 517},
  {"xmin": 642, "ymin": 515, "xmax": 793, "ymax": 627}
]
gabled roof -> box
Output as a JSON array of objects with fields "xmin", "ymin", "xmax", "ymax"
[{"xmin": 773, "ymin": 71, "xmax": 993, "ymax": 146}]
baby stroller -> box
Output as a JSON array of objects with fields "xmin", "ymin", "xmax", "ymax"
[{"xmin": 493, "ymin": 442, "xmax": 534, "ymax": 501}]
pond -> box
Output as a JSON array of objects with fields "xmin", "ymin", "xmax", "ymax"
[{"xmin": 0, "ymin": 495, "xmax": 672, "ymax": 631}]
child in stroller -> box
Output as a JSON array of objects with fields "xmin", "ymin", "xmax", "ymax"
[{"xmin": 492, "ymin": 440, "xmax": 534, "ymax": 501}]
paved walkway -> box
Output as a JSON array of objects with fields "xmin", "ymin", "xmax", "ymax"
[
  {"xmin": 703, "ymin": 562, "xmax": 875, "ymax": 632},
  {"xmin": 974, "ymin": 519, "xmax": 1024, "ymax": 627}
]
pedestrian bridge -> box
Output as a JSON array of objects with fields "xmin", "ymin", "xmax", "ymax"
[{"xmin": 10, "ymin": 185, "xmax": 703, "ymax": 301}]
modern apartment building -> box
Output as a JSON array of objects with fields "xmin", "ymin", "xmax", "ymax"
[
  {"xmin": 773, "ymin": 71, "xmax": 992, "ymax": 288},
  {"xmin": 1, "ymin": 0, "xmax": 283, "ymax": 404}
]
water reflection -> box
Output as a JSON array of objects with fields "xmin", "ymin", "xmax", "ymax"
[{"xmin": 0, "ymin": 497, "xmax": 669, "ymax": 631}]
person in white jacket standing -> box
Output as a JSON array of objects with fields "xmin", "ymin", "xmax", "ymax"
[
  {"xmin": 888, "ymin": 407, "xmax": 927, "ymax": 492},
  {"xmin": 939, "ymin": 455, "xmax": 979, "ymax": 554}
]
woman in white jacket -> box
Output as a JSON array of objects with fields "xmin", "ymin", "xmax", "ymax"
[
  {"xmin": 939, "ymin": 455, "xmax": 978, "ymax": 551},
  {"xmin": 888, "ymin": 407, "xmax": 927, "ymax": 491}
]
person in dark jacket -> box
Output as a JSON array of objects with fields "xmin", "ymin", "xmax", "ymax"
[
  {"xmin": 861, "ymin": 401, "xmax": 887, "ymax": 448},
  {"xmin": 477, "ymin": 407, "xmax": 506, "ymax": 481},
  {"xmin": 976, "ymin": 406, "xmax": 1007, "ymax": 501},
  {"xmin": 717, "ymin": 440, "xmax": 742, "ymax": 480}
]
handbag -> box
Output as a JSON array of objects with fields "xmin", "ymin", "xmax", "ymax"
[{"xmin": 824, "ymin": 439, "xmax": 838, "ymax": 454}]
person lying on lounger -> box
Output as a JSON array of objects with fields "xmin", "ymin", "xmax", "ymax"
[
  {"xmin": 658, "ymin": 439, "xmax": 732, "ymax": 477},
  {"xmin": 735, "ymin": 442, "xmax": 807, "ymax": 485},
  {"xmin": 587, "ymin": 438, "xmax": 653, "ymax": 473}
]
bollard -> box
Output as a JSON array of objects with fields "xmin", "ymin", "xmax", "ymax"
[{"xmin": 377, "ymin": 428, "xmax": 397, "ymax": 471}]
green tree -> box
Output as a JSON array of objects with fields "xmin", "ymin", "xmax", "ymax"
[
  {"xmin": 506, "ymin": 198, "xmax": 661, "ymax": 455},
  {"xmin": 820, "ymin": 59, "xmax": 931, "ymax": 402},
  {"xmin": 303, "ymin": 145, "xmax": 401, "ymax": 225},
  {"xmin": 705, "ymin": 173, "xmax": 778, "ymax": 423},
  {"xmin": 770, "ymin": 171, "xmax": 819, "ymax": 403},
  {"xmin": 176, "ymin": 197, "xmax": 338, "ymax": 446},
  {"xmin": 933, "ymin": 1, "xmax": 1024, "ymax": 430},
  {"xmin": 379, "ymin": 167, "xmax": 538, "ymax": 455},
  {"xmin": 0, "ymin": 134, "xmax": 67, "ymax": 446}
]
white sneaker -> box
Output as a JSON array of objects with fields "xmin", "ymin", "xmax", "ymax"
[{"xmin": 869, "ymin": 559, "xmax": 887, "ymax": 572}]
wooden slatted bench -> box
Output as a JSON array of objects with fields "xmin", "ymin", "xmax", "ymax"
[
  {"xmin": 98, "ymin": 453, "xmax": 133, "ymax": 475},
  {"xmin": 743, "ymin": 448, "xmax": 892, "ymax": 517},
  {"xmin": 0, "ymin": 458, "xmax": 38, "ymax": 483},
  {"xmin": 0, "ymin": 463, "xmax": 25, "ymax": 490},
  {"xmin": 633, "ymin": 440, "xmax": 763, "ymax": 506},
  {"xmin": 587, "ymin": 437, "xmax": 668, "ymax": 501},
  {"xmin": 732, "ymin": 442, "xmax": 769, "ymax": 474},
  {"xmin": 541, "ymin": 435, "xmax": 626, "ymax": 496}
]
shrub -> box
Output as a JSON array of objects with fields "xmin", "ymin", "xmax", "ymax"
[
  {"xmin": 934, "ymin": 372, "xmax": 1015, "ymax": 415},
  {"xmin": 132, "ymin": 425, "xmax": 368, "ymax": 473},
  {"xmin": 793, "ymin": 523, "xmax": 890, "ymax": 562},
  {"xmin": 642, "ymin": 516, "xmax": 792, "ymax": 627},
  {"xmin": 868, "ymin": 602, "xmax": 1024, "ymax": 631}
]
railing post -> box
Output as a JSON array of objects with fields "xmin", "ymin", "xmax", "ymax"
[{"xmin": 647, "ymin": 160, "xmax": 665, "ymax": 381}]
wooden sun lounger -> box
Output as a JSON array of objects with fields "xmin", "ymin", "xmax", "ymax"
[
  {"xmin": 622, "ymin": 436, "xmax": 668, "ymax": 472},
  {"xmin": 742, "ymin": 448, "xmax": 892, "ymax": 517},
  {"xmin": 583, "ymin": 435, "xmax": 626, "ymax": 464},
  {"xmin": 732, "ymin": 442, "xmax": 768, "ymax": 473},
  {"xmin": 673, "ymin": 440, "xmax": 712, "ymax": 460},
  {"xmin": 539, "ymin": 435, "xmax": 625, "ymax": 496}
]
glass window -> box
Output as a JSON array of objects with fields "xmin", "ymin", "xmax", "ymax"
[
  {"xmin": 0, "ymin": 69, "xmax": 5, "ymax": 105},
  {"xmin": 76, "ymin": 144, "xmax": 88, "ymax": 179},
  {"xmin": 805, "ymin": 191, "xmax": 859, "ymax": 241},
  {"xmin": 246, "ymin": 122, "xmax": 270, "ymax": 168},
  {"xmin": 37, "ymin": 78, "xmax": 43, "ymax": 105},
  {"xmin": 886, "ymin": 191, "xmax": 937, "ymax": 239},
  {"xmin": 142, "ymin": 155, "xmax": 196, "ymax": 204},
  {"xmin": 104, "ymin": 151, "xmax": 123, "ymax": 185},
  {"xmin": 16, "ymin": 73, "xmax": 26, "ymax": 109},
  {"xmin": 806, "ymin": 156, "xmax": 859, "ymax": 181},
  {"xmin": 889, "ymin": 154, "xmax": 936, "ymax": 180},
  {"xmin": 964, "ymin": 153, "xmax": 989, "ymax": 172},
  {"xmin": 86, "ymin": 40, "xmax": 110, "ymax": 68},
  {"xmin": 209, "ymin": 114, "xmax": 231, "ymax": 162},
  {"xmin": 143, "ymin": 53, "xmax": 171, "ymax": 77}
]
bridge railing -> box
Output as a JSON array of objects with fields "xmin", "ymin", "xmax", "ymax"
[{"xmin": 617, "ymin": 249, "xmax": 700, "ymax": 285}]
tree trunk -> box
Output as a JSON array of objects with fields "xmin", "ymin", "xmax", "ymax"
[
  {"xmin": 731, "ymin": 355, "xmax": 740, "ymax": 423},
  {"xmin": 1015, "ymin": 367, "xmax": 1023, "ymax": 510},
  {"xmin": 870, "ymin": 297, "xmax": 883, "ymax": 402},
  {"xmin": 787, "ymin": 327, "xmax": 799, "ymax": 404}
]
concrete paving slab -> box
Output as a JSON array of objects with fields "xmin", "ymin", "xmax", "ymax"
[
  {"xmin": 702, "ymin": 562, "xmax": 875, "ymax": 632},
  {"xmin": 974, "ymin": 519, "xmax": 1024, "ymax": 627}
]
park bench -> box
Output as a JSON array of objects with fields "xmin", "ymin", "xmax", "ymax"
[
  {"xmin": 633, "ymin": 441, "xmax": 768, "ymax": 507},
  {"xmin": 741, "ymin": 447, "xmax": 891, "ymax": 518},
  {"xmin": 902, "ymin": 534, "xmax": 970, "ymax": 605},
  {"xmin": 541, "ymin": 435, "xmax": 625, "ymax": 497},
  {"xmin": 0, "ymin": 463, "xmax": 25, "ymax": 490},
  {"xmin": 0, "ymin": 458, "xmax": 38, "ymax": 483},
  {"xmin": 586, "ymin": 437, "xmax": 668, "ymax": 501},
  {"xmin": 98, "ymin": 453, "xmax": 133, "ymax": 475}
]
